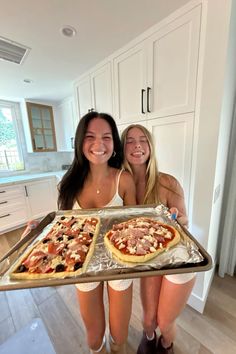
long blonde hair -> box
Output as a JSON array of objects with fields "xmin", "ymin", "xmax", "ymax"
[{"xmin": 121, "ymin": 124, "xmax": 159, "ymax": 204}]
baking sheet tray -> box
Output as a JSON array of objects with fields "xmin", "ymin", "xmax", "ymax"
[{"xmin": 0, "ymin": 205, "xmax": 212, "ymax": 291}]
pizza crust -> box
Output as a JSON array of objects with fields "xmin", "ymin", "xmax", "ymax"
[
  {"xmin": 10, "ymin": 216, "xmax": 100, "ymax": 280},
  {"xmin": 104, "ymin": 218, "xmax": 180, "ymax": 264}
]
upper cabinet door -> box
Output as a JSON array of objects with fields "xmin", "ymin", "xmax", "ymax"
[
  {"xmin": 90, "ymin": 62, "xmax": 113, "ymax": 115},
  {"xmin": 146, "ymin": 5, "xmax": 201, "ymax": 119},
  {"xmin": 27, "ymin": 102, "xmax": 57, "ymax": 152},
  {"xmin": 75, "ymin": 75, "xmax": 93, "ymax": 118},
  {"xmin": 113, "ymin": 5, "xmax": 201, "ymax": 124},
  {"xmin": 146, "ymin": 113, "xmax": 194, "ymax": 211},
  {"xmin": 113, "ymin": 43, "xmax": 147, "ymax": 124},
  {"xmin": 54, "ymin": 97, "xmax": 76, "ymax": 151},
  {"xmin": 74, "ymin": 62, "xmax": 113, "ymax": 119}
]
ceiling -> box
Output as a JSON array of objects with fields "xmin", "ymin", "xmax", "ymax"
[{"xmin": 0, "ymin": 0, "xmax": 189, "ymax": 103}]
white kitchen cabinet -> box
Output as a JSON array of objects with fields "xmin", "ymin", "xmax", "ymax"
[
  {"xmin": 74, "ymin": 62, "xmax": 113, "ymax": 118},
  {"xmin": 25, "ymin": 179, "xmax": 57, "ymax": 219},
  {"xmin": 117, "ymin": 120, "xmax": 147, "ymax": 137},
  {"xmin": 0, "ymin": 185, "xmax": 28, "ymax": 233},
  {"xmin": 75, "ymin": 75, "xmax": 93, "ymax": 118},
  {"xmin": 113, "ymin": 42, "xmax": 148, "ymax": 124},
  {"xmin": 114, "ymin": 5, "xmax": 201, "ymax": 124},
  {"xmin": 147, "ymin": 113, "xmax": 194, "ymax": 211},
  {"xmin": 54, "ymin": 96, "xmax": 76, "ymax": 151},
  {"xmin": 146, "ymin": 5, "xmax": 201, "ymax": 120},
  {"xmin": 0, "ymin": 178, "xmax": 57, "ymax": 233}
]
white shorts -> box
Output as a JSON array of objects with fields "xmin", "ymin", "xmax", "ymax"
[
  {"xmin": 76, "ymin": 279, "xmax": 133, "ymax": 292},
  {"xmin": 164, "ymin": 273, "xmax": 196, "ymax": 284}
]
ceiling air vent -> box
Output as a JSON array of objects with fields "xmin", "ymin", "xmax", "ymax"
[{"xmin": 0, "ymin": 36, "xmax": 30, "ymax": 64}]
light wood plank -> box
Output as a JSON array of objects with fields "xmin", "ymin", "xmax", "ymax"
[
  {"xmin": 38, "ymin": 291, "xmax": 89, "ymax": 354},
  {"xmin": 178, "ymin": 305, "xmax": 236, "ymax": 354},
  {"xmin": 6, "ymin": 289, "xmax": 40, "ymax": 331},
  {"xmin": 30, "ymin": 286, "xmax": 57, "ymax": 305},
  {"xmin": 0, "ymin": 292, "xmax": 11, "ymax": 322},
  {"xmin": 203, "ymin": 292, "xmax": 236, "ymax": 342},
  {"xmin": 0, "ymin": 316, "xmax": 15, "ymax": 344},
  {"xmin": 174, "ymin": 324, "xmax": 213, "ymax": 354},
  {"xmin": 56, "ymin": 284, "xmax": 85, "ymax": 328}
]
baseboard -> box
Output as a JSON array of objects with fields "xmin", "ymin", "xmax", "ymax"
[
  {"xmin": 187, "ymin": 264, "xmax": 216, "ymax": 313},
  {"xmin": 187, "ymin": 291, "xmax": 206, "ymax": 313}
]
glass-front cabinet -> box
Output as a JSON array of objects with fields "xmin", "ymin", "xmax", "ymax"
[{"xmin": 26, "ymin": 102, "xmax": 57, "ymax": 152}]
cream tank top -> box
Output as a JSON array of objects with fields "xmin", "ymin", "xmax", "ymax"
[{"xmin": 73, "ymin": 169, "xmax": 123, "ymax": 209}]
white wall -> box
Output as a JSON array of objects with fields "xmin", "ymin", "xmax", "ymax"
[{"xmin": 188, "ymin": 0, "xmax": 235, "ymax": 312}]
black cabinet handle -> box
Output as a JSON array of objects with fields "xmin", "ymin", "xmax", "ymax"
[
  {"xmin": 0, "ymin": 191, "xmax": 6, "ymax": 194},
  {"xmin": 71, "ymin": 137, "xmax": 74, "ymax": 149},
  {"xmin": 24, "ymin": 186, "xmax": 28, "ymax": 197},
  {"xmin": 141, "ymin": 89, "xmax": 145, "ymax": 114},
  {"xmin": 0, "ymin": 201, "xmax": 7, "ymax": 205},
  {"xmin": 147, "ymin": 87, "xmax": 151, "ymax": 112}
]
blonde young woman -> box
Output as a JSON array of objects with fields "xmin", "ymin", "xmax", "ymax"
[{"xmin": 121, "ymin": 124, "xmax": 196, "ymax": 354}]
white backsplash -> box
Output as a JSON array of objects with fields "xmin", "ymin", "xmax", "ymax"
[{"xmin": 25, "ymin": 151, "xmax": 73, "ymax": 173}]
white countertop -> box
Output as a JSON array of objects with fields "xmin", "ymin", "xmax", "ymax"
[{"xmin": 0, "ymin": 170, "xmax": 67, "ymax": 186}]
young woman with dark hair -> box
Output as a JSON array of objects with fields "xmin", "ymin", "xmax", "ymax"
[{"xmin": 58, "ymin": 112, "xmax": 136, "ymax": 354}]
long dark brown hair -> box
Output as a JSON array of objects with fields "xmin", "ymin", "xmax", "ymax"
[{"xmin": 58, "ymin": 111, "xmax": 123, "ymax": 209}]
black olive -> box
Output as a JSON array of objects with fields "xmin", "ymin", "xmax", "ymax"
[
  {"xmin": 74, "ymin": 262, "xmax": 82, "ymax": 271},
  {"xmin": 43, "ymin": 256, "xmax": 48, "ymax": 261},
  {"xmin": 57, "ymin": 236, "xmax": 63, "ymax": 242},
  {"xmin": 67, "ymin": 235, "xmax": 74, "ymax": 240},
  {"xmin": 60, "ymin": 216, "xmax": 65, "ymax": 220},
  {"xmin": 89, "ymin": 233, "xmax": 93, "ymax": 237},
  {"xmin": 42, "ymin": 238, "xmax": 50, "ymax": 244},
  {"xmin": 71, "ymin": 221, "xmax": 76, "ymax": 227},
  {"xmin": 16, "ymin": 264, "xmax": 27, "ymax": 273},
  {"xmin": 55, "ymin": 264, "xmax": 65, "ymax": 272}
]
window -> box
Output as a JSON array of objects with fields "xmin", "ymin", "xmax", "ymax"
[{"xmin": 0, "ymin": 101, "xmax": 25, "ymax": 171}]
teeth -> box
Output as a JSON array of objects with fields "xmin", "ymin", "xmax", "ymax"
[
  {"xmin": 132, "ymin": 152, "xmax": 143, "ymax": 156},
  {"xmin": 92, "ymin": 151, "xmax": 105, "ymax": 155}
]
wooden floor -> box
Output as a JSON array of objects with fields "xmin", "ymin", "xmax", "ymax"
[{"xmin": 0, "ymin": 227, "xmax": 236, "ymax": 354}]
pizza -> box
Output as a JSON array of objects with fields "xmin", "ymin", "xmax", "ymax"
[
  {"xmin": 10, "ymin": 215, "xmax": 100, "ymax": 280},
  {"xmin": 104, "ymin": 217, "xmax": 180, "ymax": 263}
]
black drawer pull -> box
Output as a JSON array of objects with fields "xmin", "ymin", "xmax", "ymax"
[
  {"xmin": 147, "ymin": 87, "xmax": 151, "ymax": 112},
  {"xmin": 0, "ymin": 213, "xmax": 10, "ymax": 219},
  {"xmin": 0, "ymin": 201, "xmax": 7, "ymax": 205},
  {"xmin": 0, "ymin": 191, "xmax": 6, "ymax": 194},
  {"xmin": 141, "ymin": 89, "xmax": 145, "ymax": 114}
]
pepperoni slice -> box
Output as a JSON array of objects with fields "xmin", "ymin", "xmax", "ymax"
[
  {"xmin": 22, "ymin": 250, "xmax": 46, "ymax": 268},
  {"xmin": 48, "ymin": 242, "xmax": 65, "ymax": 255}
]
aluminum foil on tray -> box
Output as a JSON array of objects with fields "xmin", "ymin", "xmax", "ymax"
[
  {"xmin": 1, "ymin": 204, "xmax": 204, "ymax": 287},
  {"xmin": 56, "ymin": 204, "xmax": 204, "ymax": 277}
]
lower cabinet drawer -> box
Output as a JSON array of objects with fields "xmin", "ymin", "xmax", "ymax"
[
  {"xmin": 0, "ymin": 207, "xmax": 28, "ymax": 233},
  {"xmin": 0, "ymin": 197, "xmax": 26, "ymax": 213},
  {"xmin": 0, "ymin": 186, "xmax": 25, "ymax": 202}
]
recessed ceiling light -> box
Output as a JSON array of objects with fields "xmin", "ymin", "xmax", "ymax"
[
  {"xmin": 23, "ymin": 79, "xmax": 33, "ymax": 84},
  {"xmin": 61, "ymin": 25, "xmax": 77, "ymax": 37}
]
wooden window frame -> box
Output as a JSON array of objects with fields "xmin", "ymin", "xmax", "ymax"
[{"xmin": 26, "ymin": 102, "xmax": 57, "ymax": 152}]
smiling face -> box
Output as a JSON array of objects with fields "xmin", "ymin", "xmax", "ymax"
[
  {"xmin": 124, "ymin": 127, "xmax": 150, "ymax": 166},
  {"xmin": 82, "ymin": 118, "xmax": 114, "ymax": 165}
]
